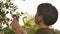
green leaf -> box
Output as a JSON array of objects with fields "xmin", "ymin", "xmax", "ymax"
[
  {"xmin": 5, "ymin": 3, "xmax": 9, "ymax": 9},
  {"xmin": 6, "ymin": 11, "xmax": 9, "ymax": 14},
  {"xmin": 7, "ymin": 0, "xmax": 10, "ymax": 2},
  {"xmin": 0, "ymin": 28, "xmax": 3, "ymax": 32},
  {"xmin": 10, "ymin": 11, "xmax": 12, "ymax": 14},
  {"xmin": 21, "ymin": 12, "xmax": 24, "ymax": 14}
]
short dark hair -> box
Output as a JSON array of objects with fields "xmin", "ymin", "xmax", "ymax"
[{"xmin": 37, "ymin": 3, "xmax": 58, "ymax": 26}]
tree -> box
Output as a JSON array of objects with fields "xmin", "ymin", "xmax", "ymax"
[
  {"xmin": 0, "ymin": 0, "xmax": 27, "ymax": 34},
  {"xmin": 0, "ymin": 0, "xmax": 19, "ymax": 34}
]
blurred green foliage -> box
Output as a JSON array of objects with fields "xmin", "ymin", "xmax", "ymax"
[
  {"xmin": 3, "ymin": 27, "xmax": 15, "ymax": 34},
  {"xmin": 22, "ymin": 16, "xmax": 38, "ymax": 34},
  {"xmin": 0, "ymin": 0, "xmax": 17, "ymax": 34}
]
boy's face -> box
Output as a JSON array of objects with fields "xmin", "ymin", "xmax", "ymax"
[
  {"xmin": 35, "ymin": 13, "xmax": 39, "ymax": 24},
  {"xmin": 35, "ymin": 12, "xmax": 43, "ymax": 25}
]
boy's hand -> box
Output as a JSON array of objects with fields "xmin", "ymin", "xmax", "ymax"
[{"xmin": 10, "ymin": 16, "xmax": 27, "ymax": 34}]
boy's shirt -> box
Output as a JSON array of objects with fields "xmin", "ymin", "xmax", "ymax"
[{"xmin": 35, "ymin": 28, "xmax": 53, "ymax": 34}]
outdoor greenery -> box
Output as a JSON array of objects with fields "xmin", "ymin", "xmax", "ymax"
[
  {"xmin": 0, "ymin": 0, "xmax": 60, "ymax": 34},
  {"xmin": 0, "ymin": 0, "xmax": 22, "ymax": 34}
]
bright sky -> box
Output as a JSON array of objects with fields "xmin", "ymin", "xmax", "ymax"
[{"xmin": 7, "ymin": 0, "xmax": 60, "ymax": 30}]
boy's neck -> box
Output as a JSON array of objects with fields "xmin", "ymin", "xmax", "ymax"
[{"xmin": 39, "ymin": 22, "xmax": 49, "ymax": 29}]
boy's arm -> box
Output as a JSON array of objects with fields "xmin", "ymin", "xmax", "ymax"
[{"xmin": 10, "ymin": 19, "xmax": 27, "ymax": 34}]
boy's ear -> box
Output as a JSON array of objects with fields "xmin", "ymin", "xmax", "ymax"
[{"xmin": 38, "ymin": 16, "xmax": 43, "ymax": 22}]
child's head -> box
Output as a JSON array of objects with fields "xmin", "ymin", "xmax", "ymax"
[{"xmin": 35, "ymin": 3, "xmax": 58, "ymax": 26}]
